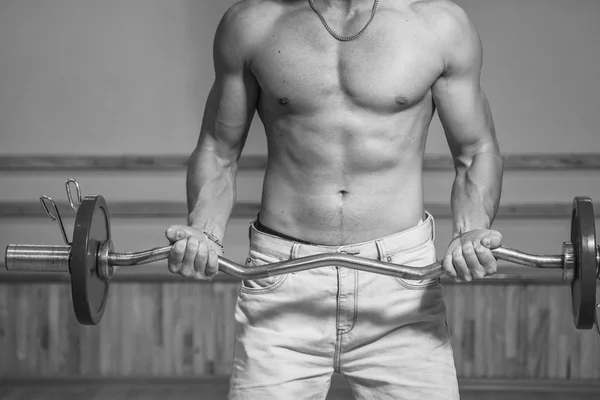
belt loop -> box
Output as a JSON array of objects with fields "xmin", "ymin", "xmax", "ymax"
[
  {"xmin": 290, "ymin": 242, "xmax": 301, "ymax": 260},
  {"xmin": 375, "ymin": 239, "xmax": 389, "ymax": 262},
  {"xmin": 249, "ymin": 214, "xmax": 259, "ymax": 241}
]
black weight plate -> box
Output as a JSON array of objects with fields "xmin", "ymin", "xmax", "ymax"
[
  {"xmin": 571, "ymin": 197, "xmax": 597, "ymax": 329},
  {"xmin": 71, "ymin": 195, "xmax": 111, "ymax": 325}
]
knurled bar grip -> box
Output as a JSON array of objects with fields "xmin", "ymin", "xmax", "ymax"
[{"xmin": 6, "ymin": 244, "xmax": 564, "ymax": 280}]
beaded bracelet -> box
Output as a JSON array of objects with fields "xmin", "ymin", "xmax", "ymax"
[{"xmin": 203, "ymin": 231, "xmax": 225, "ymax": 254}]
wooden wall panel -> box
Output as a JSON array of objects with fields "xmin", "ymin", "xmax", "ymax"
[
  {"xmin": 443, "ymin": 283, "xmax": 600, "ymax": 379},
  {"xmin": 0, "ymin": 283, "xmax": 240, "ymax": 377},
  {"xmin": 1, "ymin": 282, "xmax": 598, "ymax": 379}
]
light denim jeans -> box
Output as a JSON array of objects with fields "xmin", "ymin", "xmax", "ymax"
[{"xmin": 228, "ymin": 213, "xmax": 459, "ymax": 400}]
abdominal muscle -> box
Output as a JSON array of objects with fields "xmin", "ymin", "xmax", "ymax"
[{"xmin": 256, "ymin": 110, "xmax": 430, "ymax": 246}]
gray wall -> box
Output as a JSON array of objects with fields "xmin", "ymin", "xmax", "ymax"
[
  {"xmin": 1, "ymin": 0, "xmax": 599, "ymax": 155},
  {"xmin": 0, "ymin": 0, "xmax": 599, "ymax": 264}
]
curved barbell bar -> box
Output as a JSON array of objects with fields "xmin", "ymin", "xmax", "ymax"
[{"xmin": 106, "ymin": 245, "xmax": 563, "ymax": 280}]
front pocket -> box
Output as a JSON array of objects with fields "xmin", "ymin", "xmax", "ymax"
[
  {"xmin": 389, "ymin": 241, "xmax": 442, "ymax": 290},
  {"xmin": 395, "ymin": 275, "xmax": 441, "ymax": 290},
  {"xmin": 239, "ymin": 250, "xmax": 288, "ymax": 294}
]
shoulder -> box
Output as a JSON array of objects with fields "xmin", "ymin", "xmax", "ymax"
[
  {"xmin": 411, "ymin": 0, "xmax": 482, "ymax": 72},
  {"xmin": 214, "ymin": 1, "xmax": 281, "ymax": 63},
  {"xmin": 217, "ymin": 0, "xmax": 280, "ymax": 43},
  {"xmin": 220, "ymin": 0, "xmax": 272, "ymax": 25},
  {"xmin": 411, "ymin": 0, "xmax": 479, "ymax": 44}
]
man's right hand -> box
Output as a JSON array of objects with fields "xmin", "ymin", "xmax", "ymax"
[{"xmin": 165, "ymin": 225, "xmax": 222, "ymax": 280}]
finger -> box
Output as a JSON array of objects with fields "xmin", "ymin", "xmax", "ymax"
[
  {"xmin": 180, "ymin": 237, "xmax": 200, "ymax": 278},
  {"xmin": 452, "ymin": 247, "xmax": 472, "ymax": 282},
  {"xmin": 205, "ymin": 248, "xmax": 220, "ymax": 279},
  {"xmin": 443, "ymin": 251, "xmax": 459, "ymax": 282},
  {"xmin": 165, "ymin": 226, "xmax": 187, "ymax": 243},
  {"xmin": 167, "ymin": 239, "xmax": 186, "ymax": 274},
  {"xmin": 193, "ymin": 239, "xmax": 209, "ymax": 279},
  {"xmin": 481, "ymin": 231, "xmax": 503, "ymax": 249},
  {"xmin": 462, "ymin": 241, "xmax": 486, "ymax": 279},
  {"xmin": 474, "ymin": 242, "xmax": 498, "ymax": 275}
]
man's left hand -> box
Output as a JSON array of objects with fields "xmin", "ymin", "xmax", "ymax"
[{"xmin": 443, "ymin": 229, "xmax": 502, "ymax": 282}]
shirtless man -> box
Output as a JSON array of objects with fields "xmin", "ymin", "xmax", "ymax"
[{"xmin": 166, "ymin": 0, "xmax": 503, "ymax": 398}]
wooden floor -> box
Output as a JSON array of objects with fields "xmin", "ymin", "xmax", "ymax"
[{"xmin": 1, "ymin": 380, "xmax": 600, "ymax": 400}]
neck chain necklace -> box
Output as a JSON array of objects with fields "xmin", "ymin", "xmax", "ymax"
[{"xmin": 308, "ymin": 0, "xmax": 380, "ymax": 42}]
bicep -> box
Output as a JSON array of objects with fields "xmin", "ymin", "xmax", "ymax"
[
  {"xmin": 199, "ymin": 68, "xmax": 259, "ymax": 161},
  {"xmin": 433, "ymin": 72, "xmax": 496, "ymax": 159},
  {"xmin": 197, "ymin": 7, "xmax": 260, "ymax": 162},
  {"xmin": 431, "ymin": 12, "xmax": 498, "ymax": 161}
]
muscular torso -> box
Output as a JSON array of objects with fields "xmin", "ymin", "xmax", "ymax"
[{"xmin": 247, "ymin": 0, "xmax": 447, "ymax": 245}]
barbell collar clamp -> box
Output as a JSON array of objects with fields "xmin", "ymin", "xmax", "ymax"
[
  {"xmin": 97, "ymin": 240, "xmax": 114, "ymax": 282},
  {"xmin": 562, "ymin": 242, "xmax": 575, "ymax": 281}
]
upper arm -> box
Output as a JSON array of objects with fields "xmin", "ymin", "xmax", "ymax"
[
  {"xmin": 198, "ymin": 3, "xmax": 261, "ymax": 162},
  {"xmin": 431, "ymin": 4, "xmax": 499, "ymax": 165}
]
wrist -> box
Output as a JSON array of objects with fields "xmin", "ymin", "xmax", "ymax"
[
  {"xmin": 203, "ymin": 230, "xmax": 225, "ymax": 254},
  {"xmin": 188, "ymin": 214, "xmax": 224, "ymax": 239},
  {"xmin": 187, "ymin": 217, "xmax": 226, "ymax": 254},
  {"xmin": 454, "ymin": 213, "xmax": 491, "ymax": 236}
]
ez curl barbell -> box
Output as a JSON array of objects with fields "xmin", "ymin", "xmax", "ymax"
[{"xmin": 4, "ymin": 180, "xmax": 600, "ymax": 334}]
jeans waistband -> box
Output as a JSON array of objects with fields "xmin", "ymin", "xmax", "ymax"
[{"xmin": 248, "ymin": 212, "xmax": 436, "ymax": 262}]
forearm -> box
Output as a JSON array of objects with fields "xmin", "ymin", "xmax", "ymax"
[
  {"xmin": 451, "ymin": 150, "xmax": 503, "ymax": 237},
  {"xmin": 186, "ymin": 143, "xmax": 238, "ymax": 242}
]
